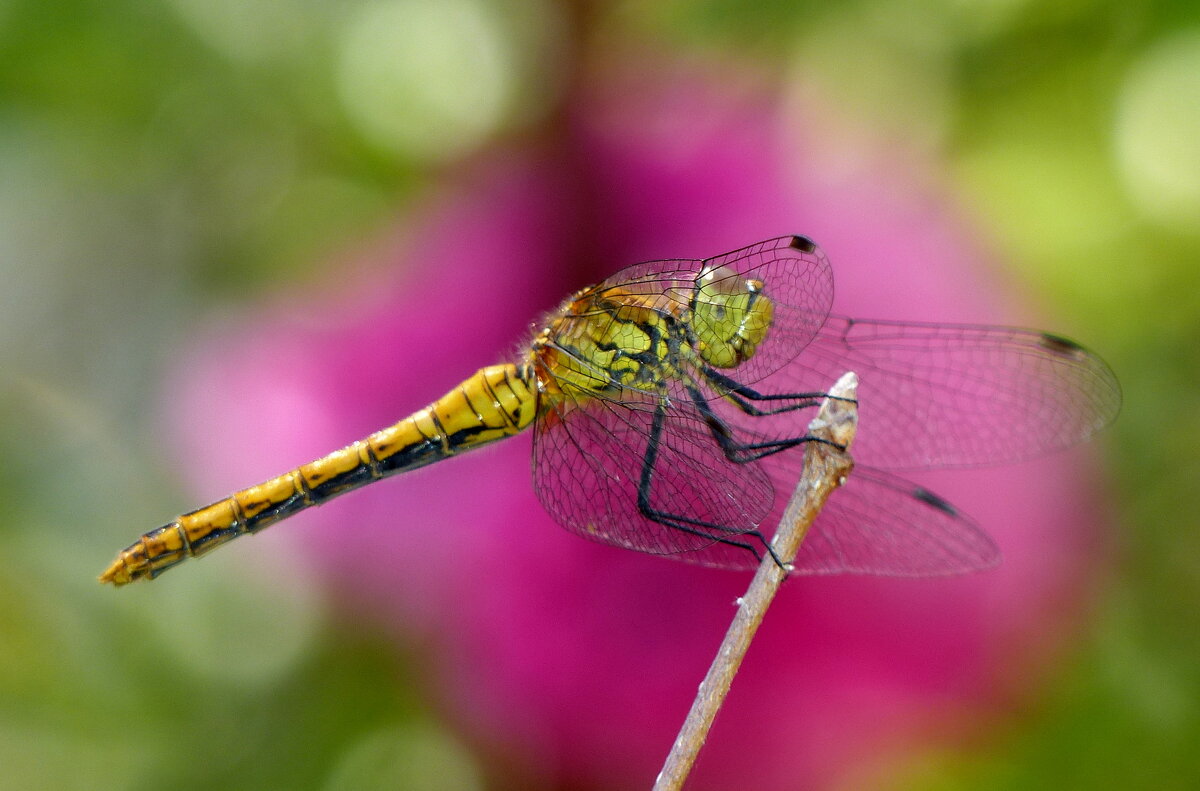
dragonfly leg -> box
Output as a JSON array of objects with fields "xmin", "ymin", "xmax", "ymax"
[
  {"xmin": 636, "ymin": 403, "xmax": 787, "ymax": 569},
  {"xmin": 701, "ymin": 366, "xmax": 856, "ymax": 417},
  {"xmin": 686, "ymin": 384, "xmax": 844, "ymax": 464}
]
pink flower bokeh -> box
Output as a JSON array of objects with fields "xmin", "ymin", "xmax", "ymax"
[{"xmin": 166, "ymin": 71, "xmax": 1103, "ymax": 789}]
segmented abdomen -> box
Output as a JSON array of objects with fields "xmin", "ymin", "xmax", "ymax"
[{"xmin": 100, "ymin": 363, "xmax": 538, "ymax": 585}]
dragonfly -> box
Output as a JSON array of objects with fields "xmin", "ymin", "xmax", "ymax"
[{"xmin": 100, "ymin": 236, "xmax": 1120, "ymax": 585}]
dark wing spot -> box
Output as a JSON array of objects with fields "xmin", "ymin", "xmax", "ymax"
[
  {"xmin": 787, "ymin": 235, "xmax": 817, "ymax": 252},
  {"xmin": 912, "ymin": 486, "xmax": 959, "ymax": 516},
  {"xmin": 1039, "ymin": 332, "xmax": 1086, "ymax": 358}
]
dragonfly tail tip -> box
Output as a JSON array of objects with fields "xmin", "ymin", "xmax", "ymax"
[{"xmin": 98, "ymin": 559, "xmax": 130, "ymax": 586}]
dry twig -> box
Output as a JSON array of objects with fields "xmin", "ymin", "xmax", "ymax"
[{"xmin": 653, "ymin": 372, "xmax": 859, "ymax": 791}]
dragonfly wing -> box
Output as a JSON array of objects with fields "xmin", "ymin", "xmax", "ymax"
[
  {"xmin": 792, "ymin": 467, "xmax": 1001, "ymax": 576},
  {"xmin": 587, "ymin": 236, "xmax": 834, "ymax": 389},
  {"xmin": 763, "ymin": 316, "xmax": 1121, "ymax": 469},
  {"xmin": 699, "ymin": 236, "xmax": 835, "ymax": 385},
  {"xmin": 670, "ymin": 402, "xmax": 1002, "ymax": 576},
  {"xmin": 532, "ymin": 392, "xmax": 773, "ymax": 570}
]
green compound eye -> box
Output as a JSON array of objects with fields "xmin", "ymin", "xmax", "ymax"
[{"xmin": 690, "ymin": 266, "xmax": 774, "ymax": 369}]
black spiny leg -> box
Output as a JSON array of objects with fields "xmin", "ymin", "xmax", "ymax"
[
  {"xmin": 685, "ymin": 383, "xmax": 843, "ymax": 465},
  {"xmin": 636, "ymin": 402, "xmax": 787, "ymax": 568},
  {"xmin": 702, "ymin": 366, "xmax": 855, "ymax": 417}
]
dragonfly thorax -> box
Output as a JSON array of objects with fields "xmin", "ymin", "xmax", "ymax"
[
  {"xmin": 532, "ymin": 301, "xmax": 679, "ymax": 398},
  {"xmin": 688, "ymin": 265, "xmax": 774, "ymax": 369},
  {"xmin": 530, "ymin": 265, "xmax": 776, "ymax": 402}
]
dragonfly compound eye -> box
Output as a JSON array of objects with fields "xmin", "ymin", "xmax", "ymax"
[{"xmin": 690, "ymin": 266, "xmax": 774, "ymax": 368}]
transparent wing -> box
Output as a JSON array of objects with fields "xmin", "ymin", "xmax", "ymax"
[
  {"xmin": 532, "ymin": 388, "xmax": 1001, "ymax": 575},
  {"xmin": 532, "ymin": 391, "xmax": 776, "ymax": 569},
  {"xmin": 789, "ymin": 467, "xmax": 1000, "ymax": 576},
  {"xmin": 560, "ymin": 236, "xmax": 834, "ymax": 394},
  {"xmin": 737, "ymin": 316, "xmax": 1121, "ymax": 470},
  {"xmin": 690, "ymin": 395, "xmax": 1002, "ymax": 575}
]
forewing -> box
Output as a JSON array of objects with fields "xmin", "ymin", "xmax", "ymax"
[
  {"xmin": 696, "ymin": 236, "xmax": 834, "ymax": 385},
  {"xmin": 755, "ymin": 316, "xmax": 1121, "ymax": 469},
  {"xmin": 587, "ymin": 236, "xmax": 834, "ymax": 388},
  {"xmin": 532, "ymin": 392, "xmax": 775, "ymax": 569}
]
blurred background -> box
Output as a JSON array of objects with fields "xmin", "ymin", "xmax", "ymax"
[{"xmin": 1, "ymin": 0, "xmax": 1197, "ymax": 789}]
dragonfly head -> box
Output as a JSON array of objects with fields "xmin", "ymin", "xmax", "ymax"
[{"xmin": 690, "ymin": 265, "xmax": 774, "ymax": 368}]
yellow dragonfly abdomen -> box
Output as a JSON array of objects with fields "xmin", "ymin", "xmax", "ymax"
[{"xmin": 100, "ymin": 363, "xmax": 538, "ymax": 585}]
